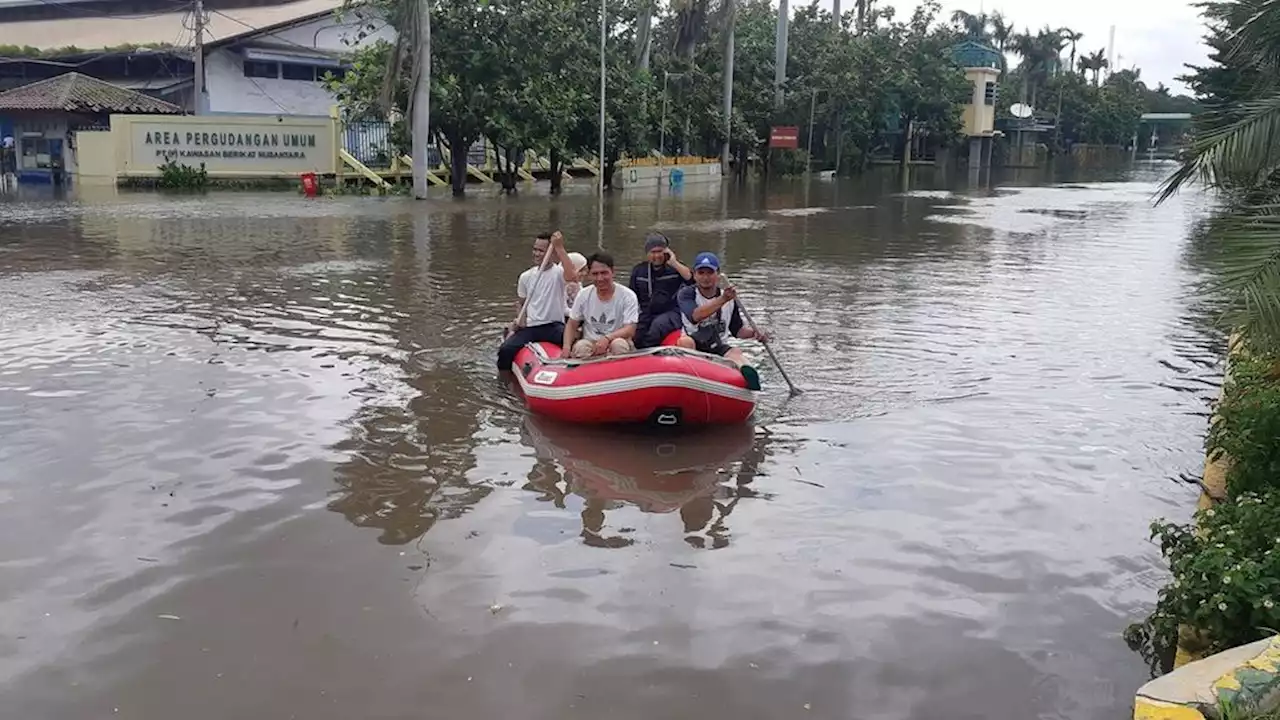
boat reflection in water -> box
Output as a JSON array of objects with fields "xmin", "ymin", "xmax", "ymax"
[{"xmin": 519, "ymin": 416, "xmax": 769, "ymax": 549}]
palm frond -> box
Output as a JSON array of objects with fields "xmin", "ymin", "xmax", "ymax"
[
  {"xmin": 1157, "ymin": 91, "xmax": 1280, "ymax": 203},
  {"xmin": 1208, "ymin": 205, "xmax": 1280, "ymax": 348}
]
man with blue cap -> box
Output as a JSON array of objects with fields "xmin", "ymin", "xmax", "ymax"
[
  {"xmin": 675, "ymin": 251, "xmax": 768, "ymax": 391},
  {"xmin": 628, "ymin": 232, "xmax": 692, "ymax": 348}
]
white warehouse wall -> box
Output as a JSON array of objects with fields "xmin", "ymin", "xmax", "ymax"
[{"xmin": 204, "ymin": 10, "xmax": 395, "ymax": 116}]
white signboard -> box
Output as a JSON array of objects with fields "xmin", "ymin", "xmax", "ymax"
[{"xmin": 118, "ymin": 115, "xmax": 336, "ymax": 176}]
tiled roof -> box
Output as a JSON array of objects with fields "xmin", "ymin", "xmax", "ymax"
[{"xmin": 0, "ymin": 72, "xmax": 183, "ymax": 113}]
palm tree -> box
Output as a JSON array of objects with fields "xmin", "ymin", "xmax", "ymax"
[
  {"xmin": 951, "ymin": 10, "xmax": 989, "ymax": 40},
  {"xmin": 990, "ymin": 11, "xmax": 1012, "ymax": 51},
  {"xmin": 1157, "ymin": 0, "xmax": 1280, "ymax": 347},
  {"xmin": 1012, "ymin": 26, "xmax": 1065, "ymax": 107},
  {"xmin": 1083, "ymin": 48, "xmax": 1108, "ymax": 86},
  {"xmin": 1058, "ymin": 27, "xmax": 1083, "ymax": 75}
]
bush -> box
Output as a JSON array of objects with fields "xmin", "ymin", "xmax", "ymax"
[
  {"xmin": 1208, "ymin": 353, "xmax": 1280, "ymax": 497},
  {"xmin": 157, "ymin": 159, "xmax": 208, "ymax": 190},
  {"xmin": 1128, "ymin": 492, "xmax": 1280, "ymax": 662},
  {"xmin": 1127, "ymin": 346, "xmax": 1280, "ymax": 670}
]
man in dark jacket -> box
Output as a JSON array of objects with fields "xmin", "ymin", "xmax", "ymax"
[{"xmin": 628, "ymin": 232, "xmax": 692, "ymax": 347}]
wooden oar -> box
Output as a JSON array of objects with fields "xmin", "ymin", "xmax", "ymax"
[{"xmin": 722, "ymin": 274, "xmax": 802, "ymax": 396}]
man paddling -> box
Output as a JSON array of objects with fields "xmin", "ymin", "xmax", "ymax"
[
  {"xmin": 498, "ymin": 230, "xmax": 577, "ymax": 371},
  {"xmin": 675, "ymin": 252, "xmax": 768, "ymax": 391},
  {"xmin": 563, "ymin": 252, "xmax": 640, "ymax": 359},
  {"xmin": 628, "ymin": 232, "xmax": 692, "ymax": 348}
]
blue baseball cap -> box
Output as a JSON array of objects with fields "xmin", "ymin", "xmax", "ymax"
[{"xmin": 692, "ymin": 252, "xmax": 720, "ymax": 271}]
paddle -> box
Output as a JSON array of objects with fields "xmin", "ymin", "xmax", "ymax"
[
  {"xmin": 505, "ymin": 235, "xmax": 558, "ymax": 340},
  {"xmin": 721, "ymin": 274, "xmax": 802, "ymax": 396}
]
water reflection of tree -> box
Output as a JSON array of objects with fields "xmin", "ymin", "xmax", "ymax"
[
  {"xmin": 327, "ymin": 371, "xmax": 489, "ymax": 545},
  {"xmin": 325, "ymin": 214, "xmax": 489, "ymax": 545},
  {"xmin": 519, "ymin": 417, "xmax": 773, "ymax": 549}
]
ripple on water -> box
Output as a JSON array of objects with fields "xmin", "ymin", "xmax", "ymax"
[{"xmin": 0, "ymin": 170, "xmax": 1222, "ymax": 720}]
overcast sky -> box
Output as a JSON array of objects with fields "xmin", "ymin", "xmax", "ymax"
[{"xmin": 860, "ymin": 0, "xmax": 1210, "ymax": 94}]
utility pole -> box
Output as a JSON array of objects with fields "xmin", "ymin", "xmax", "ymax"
[
  {"xmin": 599, "ymin": 0, "xmax": 606, "ymax": 195},
  {"xmin": 721, "ymin": 0, "xmax": 735, "ymax": 176},
  {"xmin": 832, "ymin": 0, "xmax": 840, "ymax": 27},
  {"xmin": 411, "ymin": 0, "xmax": 431, "ymax": 199},
  {"xmin": 193, "ymin": 0, "xmax": 205, "ymax": 114},
  {"xmin": 773, "ymin": 0, "xmax": 788, "ymax": 108}
]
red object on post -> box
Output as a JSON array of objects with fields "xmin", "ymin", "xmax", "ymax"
[
  {"xmin": 769, "ymin": 126, "xmax": 799, "ymax": 149},
  {"xmin": 300, "ymin": 172, "xmax": 318, "ymax": 197}
]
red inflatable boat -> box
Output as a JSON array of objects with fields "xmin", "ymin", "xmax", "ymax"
[{"xmin": 511, "ymin": 340, "xmax": 757, "ymax": 427}]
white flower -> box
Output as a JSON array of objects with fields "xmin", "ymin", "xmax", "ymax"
[
  {"xmin": 1227, "ymin": 529, "xmax": 1236, "ymax": 536},
  {"xmin": 1225, "ymin": 576, "xmax": 1233, "ymax": 584},
  {"xmin": 1207, "ymin": 509, "xmax": 1216, "ymax": 517},
  {"xmin": 1219, "ymin": 602, "xmax": 1228, "ymax": 611},
  {"xmin": 1265, "ymin": 599, "xmax": 1275, "ymax": 610},
  {"xmin": 1217, "ymin": 543, "xmax": 1226, "ymax": 549}
]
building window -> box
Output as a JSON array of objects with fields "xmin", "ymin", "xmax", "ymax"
[
  {"xmin": 244, "ymin": 60, "xmax": 279, "ymax": 79},
  {"xmin": 281, "ymin": 63, "xmax": 316, "ymax": 81},
  {"xmin": 983, "ymin": 81, "xmax": 996, "ymax": 106},
  {"xmin": 243, "ymin": 57, "xmax": 347, "ymax": 82}
]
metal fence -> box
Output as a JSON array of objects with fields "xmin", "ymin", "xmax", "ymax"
[{"xmin": 344, "ymin": 120, "xmax": 498, "ymax": 170}]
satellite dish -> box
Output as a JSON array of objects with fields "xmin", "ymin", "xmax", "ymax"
[{"xmin": 1009, "ymin": 103, "xmax": 1034, "ymax": 119}]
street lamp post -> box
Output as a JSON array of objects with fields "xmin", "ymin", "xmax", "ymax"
[
  {"xmin": 657, "ymin": 70, "xmax": 683, "ymax": 188},
  {"xmin": 598, "ymin": 0, "xmax": 606, "ymax": 196}
]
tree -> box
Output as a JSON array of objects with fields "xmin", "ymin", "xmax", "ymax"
[
  {"xmin": 989, "ymin": 11, "xmax": 1012, "ymax": 51},
  {"xmin": 1058, "ymin": 27, "xmax": 1083, "ymax": 75},
  {"xmin": 1159, "ymin": 0, "xmax": 1280, "ymax": 348},
  {"xmin": 950, "ymin": 9, "xmax": 988, "ymax": 40}
]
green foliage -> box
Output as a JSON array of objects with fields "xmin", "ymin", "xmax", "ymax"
[
  {"xmin": 1127, "ymin": 348, "xmax": 1280, "ymax": 670},
  {"xmin": 156, "ymin": 159, "xmax": 208, "ymax": 190},
  {"xmin": 0, "ymin": 43, "xmax": 175, "ymax": 58},
  {"xmin": 326, "ymin": 0, "xmax": 1165, "ymax": 186},
  {"xmin": 1208, "ymin": 353, "xmax": 1280, "ymax": 493},
  {"xmin": 1157, "ymin": 0, "xmax": 1280, "ymax": 348},
  {"xmin": 1127, "ymin": 490, "xmax": 1280, "ymax": 660}
]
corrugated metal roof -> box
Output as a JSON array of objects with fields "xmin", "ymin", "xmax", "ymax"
[
  {"xmin": 0, "ymin": 71, "xmax": 183, "ymax": 112},
  {"xmin": 0, "ymin": 0, "xmax": 340, "ymax": 50}
]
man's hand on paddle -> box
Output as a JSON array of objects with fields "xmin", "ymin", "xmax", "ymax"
[
  {"xmin": 550, "ymin": 230, "xmax": 565, "ymax": 248},
  {"xmin": 721, "ymin": 284, "xmax": 737, "ymax": 303}
]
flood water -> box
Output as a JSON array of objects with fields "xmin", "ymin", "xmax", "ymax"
[{"xmin": 0, "ymin": 165, "xmax": 1223, "ymax": 719}]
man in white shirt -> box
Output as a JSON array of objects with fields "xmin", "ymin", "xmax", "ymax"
[
  {"xmin": 563, "ymin": 252, "xmax": 640, "ymax": 359},
  {"xmin": 497, "ymin": 230, "xmax": 577, "ymax": 371}
]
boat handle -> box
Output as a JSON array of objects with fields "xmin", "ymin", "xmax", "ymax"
[{"xmin": 656, "ymin": 413, "xmax": 679, "ymax": 426}]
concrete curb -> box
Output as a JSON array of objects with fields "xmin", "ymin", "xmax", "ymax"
[{"xmin": 1134, "ymin": 636, "xmax": 1280, "ymax": 719}]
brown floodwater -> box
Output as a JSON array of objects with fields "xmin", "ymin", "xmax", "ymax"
[{"xmin": 0, "ymin": 165, "xmax": 1223, "ymax": 719}]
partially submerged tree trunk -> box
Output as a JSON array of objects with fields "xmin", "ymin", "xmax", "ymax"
[
  {"xmin": 603, "ymin": 155, "xmax": 617, "ymax": 191},
  {"xmin": 495, "ymin": 145, "xmax": 519, "ymax": 193},
  {"xmin": 447, "ymin": 131, "xmax": 469, "ymax": 196},
  {"xmin": 549, "ymin": 148, "xmax": 564, "ymax": 194}
]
